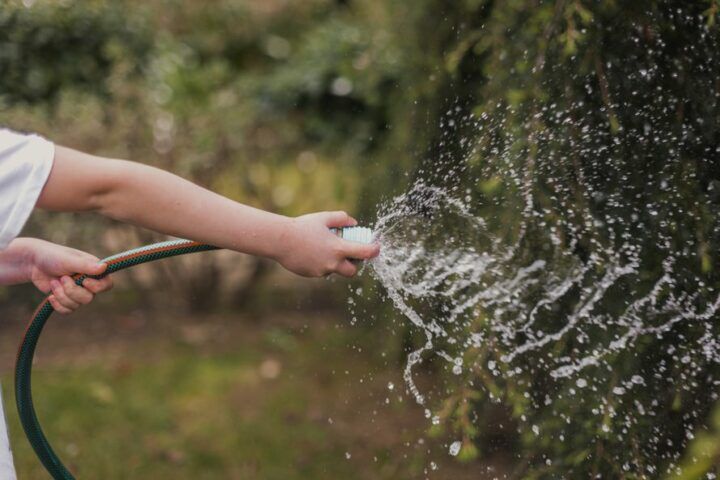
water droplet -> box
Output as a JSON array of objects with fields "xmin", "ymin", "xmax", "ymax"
[{"xmin": 449, "ymin": 441, "xmax": 462, "ymax": 456}]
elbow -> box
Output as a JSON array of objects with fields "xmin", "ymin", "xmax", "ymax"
[
  {"xmin": 88, "ymin": 159, "xmax": 129, "ymax": 218},
  {"xmin": 94, "ymin": 186, "xmax": 130, "ymax": 222}
]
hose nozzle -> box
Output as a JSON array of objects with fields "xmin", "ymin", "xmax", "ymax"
[{"xmin": 331, "ymin": 226, "xmax": 374, "ymax": 244}]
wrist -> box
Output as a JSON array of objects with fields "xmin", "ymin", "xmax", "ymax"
[
  {"xmin": 268, "ymin": 215, "xmax": 297, "ymax": 262},
  {"xmin": 0, "ymin": 237, "xmax": 40, "ymax": 284}
]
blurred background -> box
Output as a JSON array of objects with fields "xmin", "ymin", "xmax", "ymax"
[
  {"xmin": 0, "ymin": 1, "xmax": 482, "ymax": 478},
  {"xmin": 2, "ymin": 0, "xmax": 720, "ymax": 479}
]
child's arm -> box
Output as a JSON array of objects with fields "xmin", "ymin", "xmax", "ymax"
[
  {"xmin": 37, "ymin": 146, "xmax": 379, "ymax": 277},
  {"xmin": 0, "ymin": 237, "xmax": 113, "ymax": 314}
]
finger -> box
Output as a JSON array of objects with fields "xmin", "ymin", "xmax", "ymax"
[
  {"xmin": 82, "ymin": 277, "xmax": 114, "ymax": 294},
  {"xmin": 325, "ymin": 211, "xmax": 358, "ymax": 228},
  {"xmin": 48, "ymin": 295, "xmax": 72, "ymax": 315},
  {"xmin": 335, "ymin": 260, "xmax": 358, "ymax": 278},
  {"xmin": 61, "ymin": 276, "xmax": 94, "ymax": 305},
  {"xmin": 64, "ymin": 251, "xmax": 107, "ymax": 277},
  {"xmin": 51, "ymin": 279, "xmax": 80, "ymax": 310},
  {"xmin": 339, "ymin": 240, "xmax": 380, "ymax": 260}
]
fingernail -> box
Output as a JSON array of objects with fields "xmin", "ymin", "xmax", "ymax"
[{"xmin": 50, "ymin": 279, "xmax": 60, "ymax": 290}]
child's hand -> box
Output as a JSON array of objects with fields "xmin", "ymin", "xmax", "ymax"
[
  {"xmin": 275, "ymin": 211, "xmax": 380, "ymax": 278},
  {"xmin": 22, "ymin": 238, "xmax": 114, "ymax": 314}
]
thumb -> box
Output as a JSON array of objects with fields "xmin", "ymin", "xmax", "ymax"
[{"xmin": 64, "ymin": 252, "xmax": 107, "ymax": 276}]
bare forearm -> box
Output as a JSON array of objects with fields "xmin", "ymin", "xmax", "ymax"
[
  {"xmin": 38, "ymin": 147, "xmax": 291, "ymax": 259},
  {"xmin": 99, "ymin": 160, "xmax": 290, "ymax": 257}
]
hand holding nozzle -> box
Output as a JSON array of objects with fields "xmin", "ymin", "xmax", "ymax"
[{"xmin": 273, "ymin": 212, "xmax": 378, "ymax": 278}]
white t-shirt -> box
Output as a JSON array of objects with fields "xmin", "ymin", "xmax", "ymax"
[
  {"xmin": 0, "ymin": 127, "xmax": 54, "ymax": 480},
  {"xmin": 0, "ymin": 128, "xmax": 55, "ymax": 250},
  {"xmin": 0, "ymin": 385, "xmax": 16, "ymax": 480}
]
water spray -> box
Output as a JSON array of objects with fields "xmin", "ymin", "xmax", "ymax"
[{"xmin": 15, "ymin": 226, "xmax": 373, "ymax": 480}]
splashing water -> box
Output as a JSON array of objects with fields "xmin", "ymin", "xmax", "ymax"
[
  {"xmin": 356, "ymin": 102, "xmax": 720, "ymax": 474},
  {"xmin": 343, "ymin": 5, "xmax": 720, "ymax": 475},
  {"xmin": 368, "ymin": 178, "xmax": 720, "ymax": 393}
]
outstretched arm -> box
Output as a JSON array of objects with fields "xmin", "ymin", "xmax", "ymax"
[{"xmin": 37, "ymin": 146, "xmax": 378, "ymax": 277}]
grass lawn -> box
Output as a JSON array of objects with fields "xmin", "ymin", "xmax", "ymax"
[{"xmin": 1, "ymin": 306, "xmax": 498, "ymax": 479}]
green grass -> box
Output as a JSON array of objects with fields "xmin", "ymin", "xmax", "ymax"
[
  {"xmin": 0, "ymin": 312, "xmax": 496, "ymax": 480},
  {"xmin": 5, "ymin": 352, "xmax": 353, "ymax": 479},
  {"xmin": 1, "ymin": 313, "xmax": 471, "ymax": 480}
]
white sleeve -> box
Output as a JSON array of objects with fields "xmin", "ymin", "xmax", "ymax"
[
  {"xmin": 0, "ymin": 128, "xmax": 55, "ymax": 250},
  {"xmin": 0, "ymin": 384, "xmax": 17, "ymax": 480}
]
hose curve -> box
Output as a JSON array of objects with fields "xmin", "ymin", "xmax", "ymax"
[{"xmin": 15, "ymin": 240, "xmax": 219, "ymax": 480}]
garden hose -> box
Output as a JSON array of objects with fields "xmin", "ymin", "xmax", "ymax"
[{"xmin": 15, "ymin": 227, "xmax": 373, "ymax": 479}]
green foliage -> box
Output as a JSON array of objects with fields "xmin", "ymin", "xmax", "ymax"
[
  {"xmin": 408, "ymin": 1, "xmax": 720, "ymax": 477},
  {"xmin": 0, "ymin": 1, "xmax": 150, "ymax": 107},
  {"xmin": 670, "ymin": 406, "xmax": 720, "ymax": 479}
]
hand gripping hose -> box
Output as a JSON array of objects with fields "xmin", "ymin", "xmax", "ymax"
[
  {"xmin": 15, "ymin": 227, "xmax": 373, "ymax": 479},
  {"xmin": 15, "ymin": 239, "xmax": 218, "ymax": 480}
]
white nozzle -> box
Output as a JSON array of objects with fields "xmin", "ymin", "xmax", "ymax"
[{"xmin": 332, "ymin": 226, "xmax": 374, "ymax": 244}]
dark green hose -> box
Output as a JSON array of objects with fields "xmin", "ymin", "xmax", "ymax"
[{"xmin": 15, "ymin": 240, "xmax": 218, "ymax": 479}]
